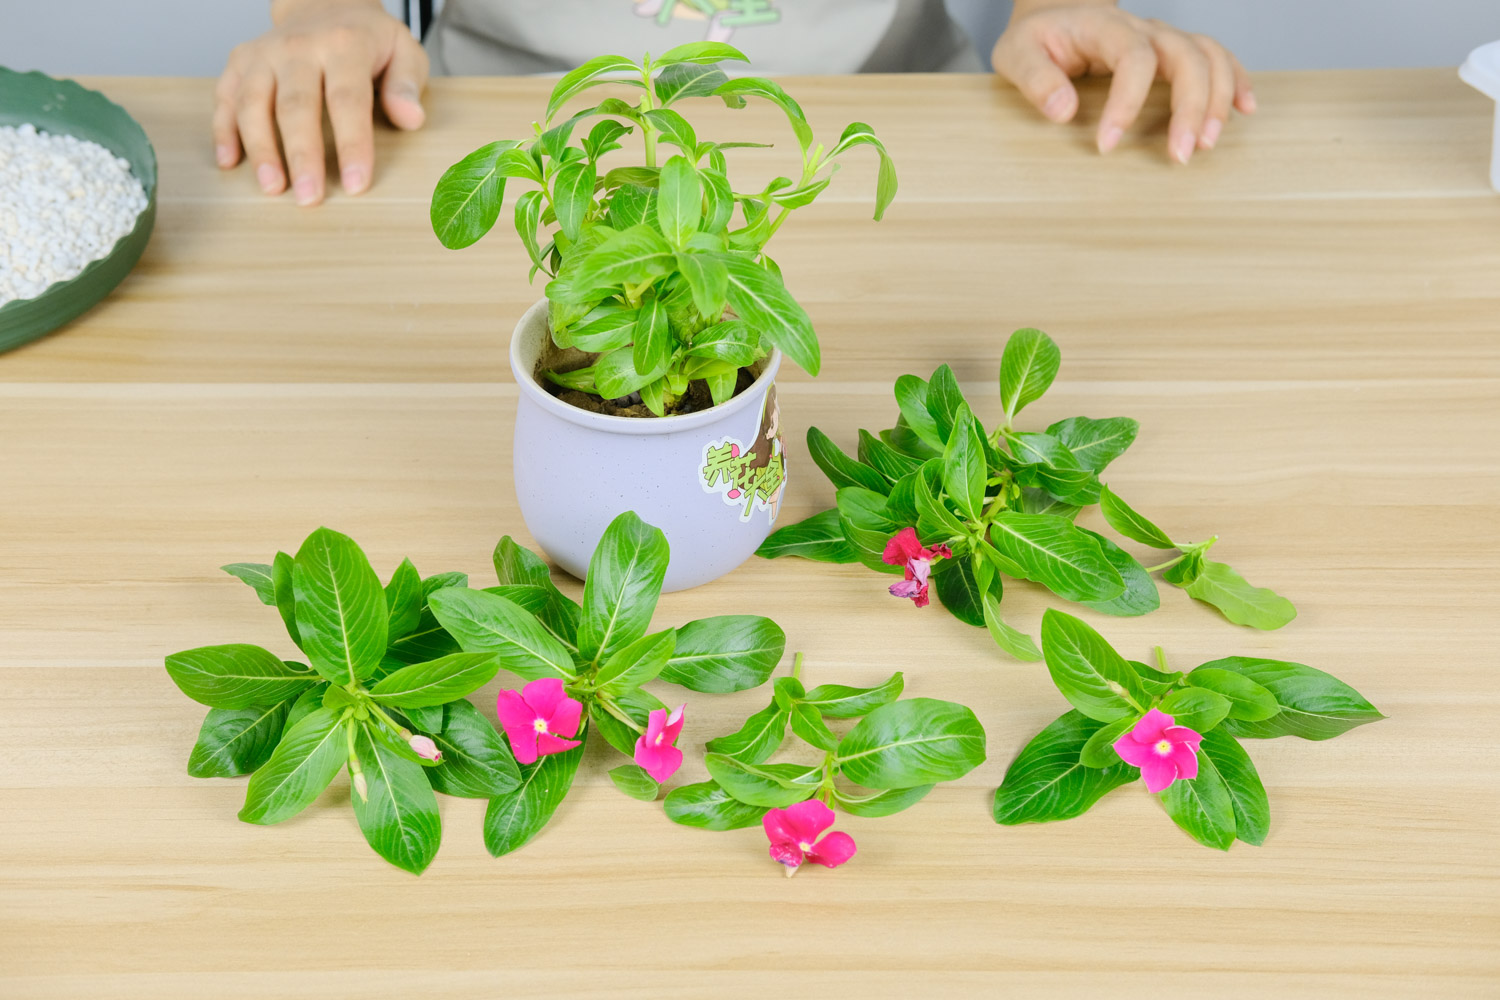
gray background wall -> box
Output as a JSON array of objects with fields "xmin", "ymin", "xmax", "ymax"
[{"xmin": 1, "ymin": 1, "xmax": 1496, "ymax": 77}]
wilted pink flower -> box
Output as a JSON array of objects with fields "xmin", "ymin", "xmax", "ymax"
[
  {"xmin": 496, "ymin": 677, "xmax": 583, "ymax": 765},
  {"xmin": 882, "ymin": 527, "xmax": 953, "ymax": 608},
  {"xmin": 1112, "ymin": 708, "xmax": 1203, "ymax": 793},
  {"xmin": 763, "ymin": 799, "xmax": 857, "ymax": 877},
  {"xmin": 633, "ymin": 704, "xmax": 686, "ymax": 783},
  {"xmin": 409, "ymin": 734, "xmax": 442, "ymax": 762}
]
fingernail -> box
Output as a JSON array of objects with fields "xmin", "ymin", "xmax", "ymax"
[
  {"xmin": 1097, "ymin": 125, "xmax": 1123, "ymax": 154},
  {"xmin": 1201, "ymin": 118, "xmax": 1223, "ymax": 149},
  {"xmin": 1171, "ymin": 130, "xmax": 1195, "ymax": 164},
  {"xmin": 393, "ymin": 81, "xmax": 421, "ymax": 105},
  {"xmin": 293, "ymin": 174, "xmax": 320, "ymax": 206},
  {"xmin": 342, "ymin": 165, "xmax": 367, "ymax": 194},
  {"xmin": 1243, "ymin": 91, "xmax": 1258, "ymax": 113},
  {"xmin": 256, "ymin": 163, "xmax": 280, "ymax": 193},
  {"xmin": 1041, "ymin": 87, "xmax": 1074, "ymax": 123},
  {"xmin": 215, "ymin": 144, "xmax": 234, "ymax": 168}
]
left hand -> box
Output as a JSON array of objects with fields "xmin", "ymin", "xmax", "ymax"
[{"xmin": 992, "ymin": 0, "xmax": 1255, "ymax": 164}]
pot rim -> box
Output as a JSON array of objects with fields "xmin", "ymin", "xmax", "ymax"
[{"xmin": 509, "ymin": 298, "xmax": 785, "ymax": 435}]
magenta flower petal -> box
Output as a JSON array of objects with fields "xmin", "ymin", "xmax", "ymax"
[
  {"xmin": 633, "ymin": 739, "xmax": 683, "ymax": 782},
  {"xmin": 1140, "ymin": 754, "xmax": 1179, "ymax": 794},
  {"xmin": 1169, "ymin": 744, "xmax": 1200, "ymax": 781},
  {"xmin": 521, "ymin": 677, "xmax": 568, "ymax": 720},
  {"xmin": 909, "ymin": 557, "xmax": 932, "ymax": 587},
  {"xmin": 1164, "ymin": 725, "xmax": 1202, "ymax": 749},
  {"xmin": 769, "ymin": 841, "xmax": 803, "ymax": 870},
  {"xmin": 912, "ymin": 583, "xmax": 932, "ymax": 608},
  {"xmin": 549, "ymin": 693, "xmax": 583, "ymax": 741},
  {"xmin": 496, "ymin": 688, "xmax": 541, "ymax": 764},
  {"xmin": 782, "ymin": 799, "xmax": 836, "ymax": 844},
  {"xmin": 1129, "ymin": 708, "xmax": 1175, "ymax": 744},
  {"xmin": 1112, "ymin": 732, "xmax": 1155, "ymax": 768},
  {"xmin": 889, "ymin": 579, "xmax": 921, "ymax": 599},
  {"xmin": 805, "ymin": 831, "xmax": 857, "ymax": 869},
  {"xmin": 663, "ymin": 704, "xmax": 686, "ymax": 744},
  {"xmin": 883, "ymin": 527, "xmax": 923, "ymax": 566},
  {"xmin": 536, "ymin": 733, "xmax": 581, "ymax": 757}
]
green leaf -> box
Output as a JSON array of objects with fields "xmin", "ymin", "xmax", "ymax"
[
  {"xmin": 893, "ymin": 375, "xmax": 944, "ymax": 450},
  {"xmin": 807, "ymin": 426, "xmax": 887, "ymax": 494},
  {"xmin": 993, "ymin": 710, "xmax": 1138, "ymax": 824},
  {"xmin": 608, "ymin": 764, "xmax": 660, "ymax": 802},
  {"xmin": 675, "ymin": 252, "xmax": 729, "ymax": 320},
  {"xmin": 941, "ymin": 407, "xmax": 985, "ymax": 520},
  {"xmin": 552, "ymin": 160, "xmax": 597, "ymax": 242},
  {"xmin": 988, "ymin": 513, "xmax": 1124, "ymax": 604},
  {"xmin": 982, "ymin": 593, "xmax": 1042, "ymax": 662},
  {"xmin": 582, "ymin": 118, "xmax": 632, "ymax": 161},
  {"xmin": 834, "ymin": 698, "xmax": 986, "ymax": 790},
  {"xmin": 283, "ymin": 683, "xmax": 325, "ymax": 731},
  {"xmin": 271, "ymin": 551, "xmax": 301, "ymax": 647},
  {"xmin": 222, "ymin": 562, "xmax": 276, "ymax": 605},
  {"xmin": 385, "ymin": 607, "xmax": 461, "ymax": 666},
  {"xmin": 292, "ymin": 527, "xmax": 388, "ymax": 685},
  {"xmin": 858, "ymin": 429, "xmax": 923, "ymax": 484},
  {"xmin": 915, "ymin": 464, "xmax": 970, "ymax": 544},
  {"xmin": 1184, "ymin": 667, "xmax": 1279, "ymax": 722},
  {"xmin": 1199, "ymin": 730, "xmax": 1270, "ymax": 846},
  {"xmin": 369, "ymin": 652, "xmax": 500, "ymax": 708},
  {"xmin": 483, "ymin": 726, "xmax": 586, "ymax": 856},
  {"xmin": 1161, "ymin": 549, "xmax": 1205, "ymax": 586},
  {"xmin": 828, "ymin": 121, "xmax": 898, "ymax": 220},
  {"xmin": 789, "ymin": 703, "xmax": 839, "ymax": 750},
  {"xmin": 661, "ymin": 615, "xmax": 785, "ymax": 693},
  {"xmin": 1098, "ymin": 486, "xmax": 1176, "ymax": 549},
  {"xmin": 628, "ymin": 296, "xmax": 670, "ymax": 376},
  {"xmin": 1039, "ymin": 610, "xmax": 1150, "ymax": 722},
  {"xmin": 924, "ymin": 365, "xmax": 968, "ymax": 444},
  {"xmin": 1158, "ymin": 686, "xmax": 1233, "ymax": 734},
  {"xmin": 546, "ymin": 54, "xmax": 641, "ymax": 123},
  {"xmin": 714, "ymin": 77, "xmax": 813, "ymax": 150},
  {"xmin": 606, "ymin": 183, "xmax": 657, "ymax": 231},
  {"xmin": 655, "ymin": 41, "xmax": 750, "ymax": 66},
  {"xmin": 773, "ymin": 675, "xmax": 805, "ymax": 710},
  {"xmin": 755, "ymin": 508, "xmax": 856, "ymax": 563},
  {"xmin": 802, "ymin": 672, "xmax": 903, "ymax": 719},
  {"xmin": 1077, "ymin": 529, "xmax": 1160, "ymax": 617},
  {"xmin": 238, "ymin": 708, "xmax": 347, "ymax": 825},
  {"xmin": 164, "ymin": 644, "xmax": 314, "ymax": 710},
  {"xmin": 664, "ymin": 780, "xmax": 769, "ymax": 830},
  {"xmin": 1007, "ymin": 431, "xmax": 1099, "ymax": 504},
  {"xmin": 588, "ymin": 687, "xmax": 663, "ymax": 756},
  {"xmin": 422, "ymin": 700, "xmax": 522, "ymax": 798},
  {"xmin": 430, "ymin": 140, "xmax": 521, "ymax": 249},
  {"xmin": 596, "ymin": 628, "xmax": 676, "ymax": 695},
  {"xmin": 384, "ymin": 558, "xmax": 424, "ymax": 641},
  {"xmin": 933, "ymin": 556, "xmax": 986, "ymax": 627},
  {"xmin": 832, "ymin": 783, "xmax": 933, "ymax": 818},
  {"xmin": 656, "ymin": 155, "xmax": 702, "ymax": 248},
  {"xmin": 187, "ymin": 701, "xmax": 290, "ymax": 778},
  {"xmin": 836, "ymin": 486, "xmax": 906, "ymax": 573},
  {"xmin": 493, "ymin": 536, "xmax": 581, "ymax": 651},
  {"xmin": 579, "ymin": 511, "xmax": 670, "ymax": 663},
  {"xmin": 1078, "ymin": 715, "xmax": 1137, "ymax": 768},
  {"xmin": 1046, "ymin": 417, "xmax": 1139, "ymax": 474},
  {"xmin": 654, "ymin": 62, "xmax": 730, "ymax": 106},
  {"xmin": 704, "ymin": 754, "xmax": 819, "ymax": 808},
  {"xmin": 401, "ymin": 702, "xmax": 444, "ymax": 734},
  {"xmin": 999, "ymin": 327, "xmax": 1061, "ymax": 421},
  {"xmin": 563, "ymin": 224, "xmax": 675, "ymax": 290},
  {"xmin": 353, "ymin": 723, "xmax": 442, "ymax": 874},
  {"xmin": 427, "ymin": 588, "xmax": 576, "ymax": 682},
  {"xmin": 719, "ymin": 254, "xmax": 819, "ymax": 375},
  {"xmin": 1205, "ymin": 657, "xmax": 1385, "ymax": 740},
  {"xmin": 1182, "ymin": 560, "xmax": 1298, "ymax": 630},
  {"xmin": 1160, "ymin": 750, "xmax": 1237, "ymax": 850},
  {"xmin": 641, "ymin": 108, "xmax": 697, "ymax": 156},
  {"xmin": 705, "ymin": 701, "xmax": 788, "ymax": 764}
]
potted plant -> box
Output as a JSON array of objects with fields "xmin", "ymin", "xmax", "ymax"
[{"xmin": 430, "ymin": 43, "xmax": 897, "ymax": 590}]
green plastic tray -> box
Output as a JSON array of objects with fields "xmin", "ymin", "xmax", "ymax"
[{"xmin": 0, "ymin": 67, "xmax": 158, "ymax": 354}]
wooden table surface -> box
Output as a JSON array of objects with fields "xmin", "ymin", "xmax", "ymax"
[{"xmin": 2, "ymin": 69, "xmax": 1497, "ymax": 999}]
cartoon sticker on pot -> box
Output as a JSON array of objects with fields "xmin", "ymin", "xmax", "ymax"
[{"xmin": 700, "ymin": 384, "xmax": 785, "ymax": 522}]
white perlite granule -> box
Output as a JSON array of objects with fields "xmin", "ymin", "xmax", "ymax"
[{"xmin": 0, "ymin": 123, "xmax": 148, "ymax": 306}]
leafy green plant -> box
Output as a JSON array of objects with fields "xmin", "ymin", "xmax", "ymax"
[
  {"xmin": 993, "ymin": 610, "xmax": 1383, "ymax": 849},
  {"xmin": 172, "ymin": 529, "xmax": 516, "ymax": 875},
  {"xmin": 429, "ymin": 43, "xmax": 896, "ymax": 415},
  {"xmin": 426, "ymin": 511, "xmax": 787, "ymax": 856},
  {"xmin": 664, "ymin": 654, "xmax": 985, "ymax": 832},
  {"xmin": 757, "ymin": 328, "xmax": 1297, "ymax": 656}
]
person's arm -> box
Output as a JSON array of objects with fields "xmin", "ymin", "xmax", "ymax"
[
  {"xmin": 991, "ymin": 0, "xmax": 1254, "ymax": 164},
  {"xmin": 213, "ymin": 0, "xmax": 429, "ymax": 205}
]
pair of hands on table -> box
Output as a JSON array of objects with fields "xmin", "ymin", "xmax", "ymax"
[{"xmin": 215, "ymin": 0, "xmax": 1256, "ymax": 206}]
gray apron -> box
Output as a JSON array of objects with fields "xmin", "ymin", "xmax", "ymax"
[{"xmin": 427, "ymin": 0, "xmax": 983, "ymax": 76}]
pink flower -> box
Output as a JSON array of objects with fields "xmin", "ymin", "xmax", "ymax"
[
  {"xmin": 1112, "ymin": 708, "xmax": 1203, "ymax": 793},
  {"xmin": 882, "ymin": 527, "xmax": 953, "ymax": 608},
  {"xmin": 633, "ymin": 704, "xmax": 686, "ymax": 783},
  {"xmin": 408, "ymin": 734, "xmax": 442, "ymax": 762},
  {"xmin": 496, "ymin": 677, "xmax": 583, "ymax": 765},
  {"xmin": 762, "ymin": 799, "xmax": 857, "ymax": 877}
]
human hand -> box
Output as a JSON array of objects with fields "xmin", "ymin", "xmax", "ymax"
[
  {"xmin": 213, "ymin": 0, "xmax": 429, "ymax": 205},
  {"xmin": 992, "ymin": 0, "xmax": 1254, "ymax": 164}
]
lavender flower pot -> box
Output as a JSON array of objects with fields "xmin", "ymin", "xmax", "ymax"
[{"xmin": 509, "ymin": 299, "xmax": 787, "ymax": 592}]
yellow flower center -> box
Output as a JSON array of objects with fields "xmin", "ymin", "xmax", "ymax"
[
  {"xmin": 533, "ymin": 718, "xmax": 549, "ymax": 734},
  {"xmin": 1155, "ymin": 739, "xmax": 1173, "ymax": 756}
]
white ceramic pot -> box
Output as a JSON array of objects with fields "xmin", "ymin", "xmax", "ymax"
[{"xmin": 509, "ymin": 299, "xmax": 788, "ymax": 592}]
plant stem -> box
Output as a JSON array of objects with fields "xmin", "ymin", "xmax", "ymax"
[
  {"xmin": 1144, "ymin": 553, "xmax": 1186, "ymax": 574},
  {"xmin": 598, "ymin": 695, "xmax": 644, "ymax": 734},
  {"xmin": 791, "ymin": 651, "xmax": 804, "ymax": 682},
  {"xmin": 817, "ymin": 750, "xmax": 836, "ymax": 804},
  {"xmin": 1154, "ymin": 646, "xmax": 1170, "ymax": 672},
  {"xmin": 639, "ymin": 67, "xmax": 658, "ymax": 169},
  {"xmin": 366, "ymin": 701, "xmax": 410, "ymax": 739}
]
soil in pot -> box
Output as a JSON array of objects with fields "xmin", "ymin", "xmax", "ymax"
[{"xmin": 535, "ymin": 333, "xmax": 764, "ymax": 419}]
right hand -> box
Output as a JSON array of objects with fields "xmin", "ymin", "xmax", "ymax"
[{"xmin": 214, "ymin": 0, "xmax": 429, "ymax": 205}]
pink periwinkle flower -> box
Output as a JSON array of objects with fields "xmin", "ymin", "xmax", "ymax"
[
  {"xmin": 633, "ymin": 704, "xmax": 686, "ymax": 783},
  {"xmin": 496, "ymin": 677, "xmax": 583, "ymax": 765},
  {"xmin": 1112, "ymin": 708, "xmax": 1203, "ymax": 793},
  {"xmin": 882, "ymin": 527, "xmax": 953, "ymax": 608},
  {"xmin": 408, "ymin": 734, "xmax": 442, "ymax": 762},
  {"xmin": 763, "ymin": 799, "xmax": 857, "ymax": 877}
]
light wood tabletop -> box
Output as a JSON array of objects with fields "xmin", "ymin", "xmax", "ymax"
[{"xmin": 2, "ymin": 69, "xmax": 1497, "ymax": 999}]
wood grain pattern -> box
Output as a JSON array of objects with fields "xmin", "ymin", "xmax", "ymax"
[{"xmin": 1, "ymin": 70, "xmax": 1497, "ymax": 999}]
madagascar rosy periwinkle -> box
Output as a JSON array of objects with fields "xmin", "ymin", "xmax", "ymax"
[
  {"xmin": 409, "ymin": 734, "xmax": 443, "ymax": 762},
  {"xmin": 634, "ymin": 704, "xmax": 686, "ymax": 783},
  {"xmin": 1112, "ymin": 709, "xmax": 1202, "ymax": 794},
  {"xmin": 882, "ymin": 526, "xmax": 952, "ymax": 608},
  {"xmin": 497, "ymin": 678, "xmax": 584, "ymax": 765},
  {"xmin": 764, "ymin": 799, "xmax": 857, "ymax": 877}
]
